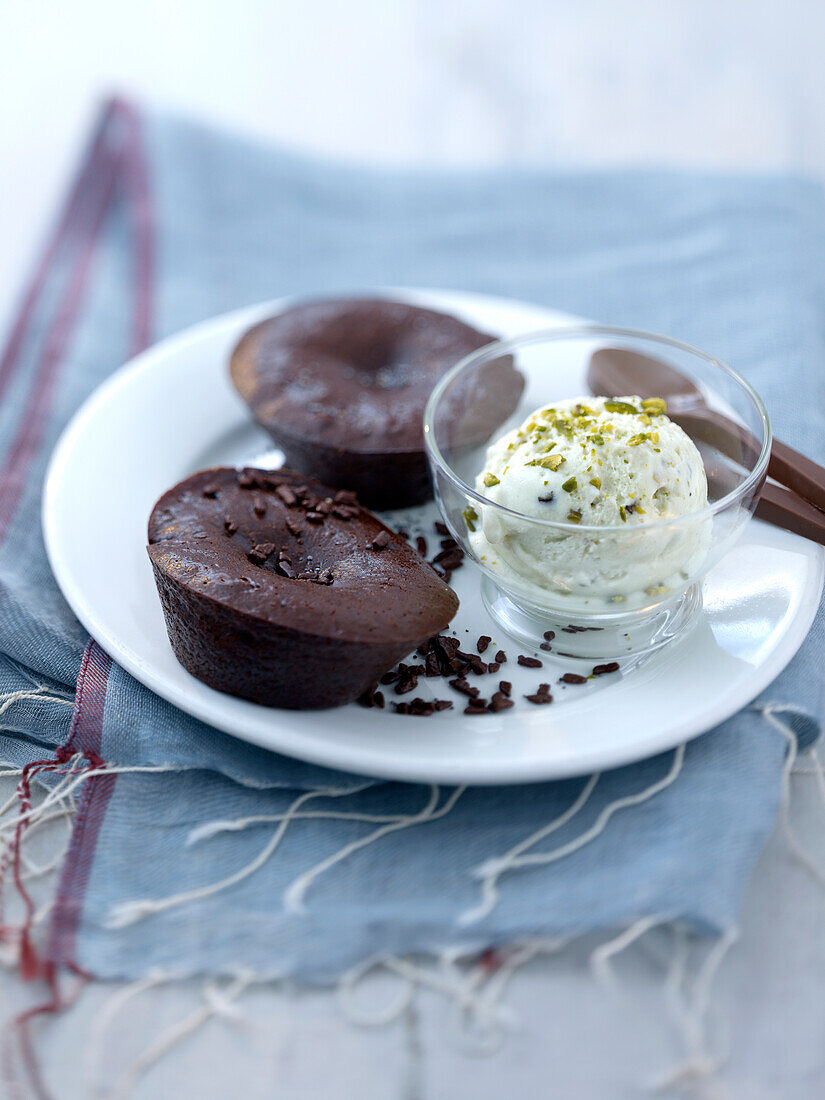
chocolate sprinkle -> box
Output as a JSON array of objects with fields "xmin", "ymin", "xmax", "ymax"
[
  {"xmin": 477, "ymin": 635, "xmax": 491, "ymax": 654},
  {"xmin": 543, "ymin": 631, "xmax": 556, "ymax": 641},
  {"xmin": 275, "ymin": 485, "xmax": 298, "ymax": 507},
  {"xmin": 592, "ymin": 662, "xmax": 620, "ymax": 676},
  {"xmin": 449, "ymin": 677, "xmax": 480, "ymax": 699},
  {"xmin": 489, "ymin": 691, "xmax": 514, "ymax": 712},
  {"xmin": 416, "ymin": 536, "xmax": 428, "ymax": 557},
  {"xmin": 434, "ymin": 521, "xmax": 449, "ymax": 536},
  {"xmin": 371, "ymin": 530, "xmax": 390, "ymax": 550},
  {"xmin": 560, "ymin": 672, "xmax": 588, "ymax": 685},
  {"xmin": 494, "ymin": 650, "xmax": 507, "ymax": 663},
  {"xmin": 517, "ymin": 655, "xmax": 543, "ymax": 668},
  {"xmin": 525, "ymin": 689, "xmax": 553, "ymax": 705}
]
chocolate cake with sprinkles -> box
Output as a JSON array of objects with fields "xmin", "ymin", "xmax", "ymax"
[
  {"xmin": 147, "ymin": 466, "xmax": 459, "ymax": 708},
  {"xmin": 229, "ymin": 298, "xmax": 522, "ymax": 510}
]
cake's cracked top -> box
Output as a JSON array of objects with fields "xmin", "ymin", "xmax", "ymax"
[{"xmin": 147, "ymin": 466, "xmax": 458, "ymax": 644}]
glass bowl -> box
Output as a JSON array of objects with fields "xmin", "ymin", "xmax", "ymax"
[{"xmin": 423, "ymin": 326, "xmax": 771, "ymax": 660}]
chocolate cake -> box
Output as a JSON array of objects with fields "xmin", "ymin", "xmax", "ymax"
[
  {"xmin": 147, "ymin": 467, "xmax": 459, "ymax": 708},
  {"xmin": 229, "ymin": 298, "xmax": 522, "ymax": 509}
]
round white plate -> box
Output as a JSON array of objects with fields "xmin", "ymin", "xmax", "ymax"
[{"xmin": 43, "ymin": 289, "xmax": 824, "ymax": 784}]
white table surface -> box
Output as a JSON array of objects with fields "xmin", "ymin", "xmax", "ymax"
[{"xmin": 2, "ymin": 1, "xmax": 825, "ymax": 1096}]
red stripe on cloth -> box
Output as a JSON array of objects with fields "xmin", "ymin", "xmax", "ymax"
[
  {"xmin": 2, "ymin": 99, "xmax": 154, "ymax": 1097},
  {"xmin": 117, "ymin": 99, "xmax": 154, "ymax": 356},
  {"xmin": 47, "ymin": 641, "xmax": 114, "ymax": 965},
  {"xmin": 0, "ymin": 148, "xmax": 120, "ymax": 544},
  {"xmin": 0, "ymin": 100, "xmax": 120, "ymax": 408}
]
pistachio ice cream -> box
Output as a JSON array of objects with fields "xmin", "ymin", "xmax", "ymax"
[{"xmin": 468, "ymin": 396, "xmax": 710, "ymax": 608}]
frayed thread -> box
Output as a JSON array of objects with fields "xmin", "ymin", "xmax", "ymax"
[
  {"xmin": 460, "ymin": 744, "xmax": 686, "ymax": 927},
  {"xmin": 105, "ymin": 785, "xmax": 373, "ymax": 929},
  {"xmin": 109, "ymin": 971, "xmax": 253, "ymax": 1100},
  {"xmin": 756, "ymin": 703, "xmax": 825, "ymax": 889},
  {"xmin": 284, "ymin": 784, "xmax": 466, "ymax": 914}
]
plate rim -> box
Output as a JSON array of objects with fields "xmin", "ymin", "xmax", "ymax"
[{"xmin": 42, "ymin": 288, "xmax": 825, "ymax": 784}]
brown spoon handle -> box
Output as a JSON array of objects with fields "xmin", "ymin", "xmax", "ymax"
[
  {"xmin": 658, "ymin": 409, "xmax": 825, "ymax": 544},
  {"xmin": 756, "ymin": 481, "xmax": 825, "ymax": 546},
  {"xmin": 768, "ymin": 438, "xmax": 825, "ymax": 515}
]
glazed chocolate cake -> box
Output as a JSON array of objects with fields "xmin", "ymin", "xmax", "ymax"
[
  {"xmin": 229, "ymin": 298, "xmax": 522, "ymax": 509},
  {"xmin": 147, "ymin": 467, "xmax": 459, "ymax": 708}
]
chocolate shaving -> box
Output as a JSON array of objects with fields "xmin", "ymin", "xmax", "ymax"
[
  {"xmin": 489, "ymin": 691, "xmax": 514, "ymax": 712},
  {"xmin": 517, "ymin": 655, "xmax": 543, "ymax": 668},
  {"xmin": 449, "ymin": 677, "xmax": 480, "ymax": 699},
  {"xmin": 275, "ymin": 485, "xmax": 298, "ymax": 507},
  {"xmin": 525, "ymin": 689, "xmax": 553, "ymax": 705},
  {"xmin": 477, "ymin": 635, "xmax": 491, "ymax": 654}
]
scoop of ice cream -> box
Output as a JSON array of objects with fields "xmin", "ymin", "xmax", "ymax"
[{"xmin": 469, "ymin": 396, "xmax": 709, "ymax": 606}]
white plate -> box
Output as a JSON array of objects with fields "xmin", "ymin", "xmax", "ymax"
[{"xmin": 43, "ymin": 289, "xmax": 824, "ymax": 784}]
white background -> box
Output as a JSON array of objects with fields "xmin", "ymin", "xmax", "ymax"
[
  {"xmin": 2, "ymin": 2, "xmax": 825, "ymax": 1097},
  {"xmin": 4, "ymin": 0, "xmax": 825, "ymax": 330}
]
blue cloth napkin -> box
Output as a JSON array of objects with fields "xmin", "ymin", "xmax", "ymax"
[{"xmin": 0, "ymin": 98, "xmax": 822, "ymax": 983}]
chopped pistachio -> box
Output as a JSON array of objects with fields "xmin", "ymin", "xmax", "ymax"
[
  {"xmin": 462, "ymin": 506, "xmax": 478, "ymax": 532},
  {"xmin": 645, "ymin": 584, "xmax": 671, "ymax": 596},
  {"xmin": 609, "ymin": 594, "xmax": 627, "ymax": 604},
  {"xmin": 590, "ymin": 433, "xmax": 605, "ymax": 446},
  {"xmin": 567, "ymin": 509, "xmax": 582, "ymax": 523},
  {"xmin": 482, "ymin": 472, "xmax": 500, "ymax": 487},
  {"xmin": 641, "ymin": 397, "xmax": 667, "ymax": 415},
  {"xmin": 589, "ymin": 476, "xmax": 601, "ymax": 489},
  {"xmin": 604, "ymin": 399, "xmax": 638, "ymax": 414},
  {"xmin": 561, "ymin": 476, "xmax": 578, "ymax": 493},
  {"xmin": 527, "ymin": 453, "xmax": 565, "ymax": 471},
  {"xmin": 619, "ymin": 505, "xmax": 627, "ymax": 522},
  {"xmin": 653, "ymin": 487, "xmax": 669, "ymax": 500},
  {"xmin": 626, "ymin": 433, "xmax": 650, "ymax": 446}
]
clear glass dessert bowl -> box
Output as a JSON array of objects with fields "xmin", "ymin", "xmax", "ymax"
[{"xmin": 423, "ymin": 326, "xmax": 771, "ymax": 660}]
